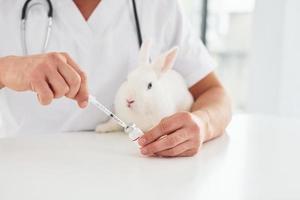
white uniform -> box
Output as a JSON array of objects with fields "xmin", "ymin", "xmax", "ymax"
[{"xmin": 0, "ymin": 0, "xmax": 215, "ymax": 135}]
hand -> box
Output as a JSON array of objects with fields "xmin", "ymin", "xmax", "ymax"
[
  {"xmin": 0, "ymin": 53, "xmax": 89, "ymax": 108},
  {"xmin": 138, "ymin": 112, "xmax": 208, "ymax": 157}
]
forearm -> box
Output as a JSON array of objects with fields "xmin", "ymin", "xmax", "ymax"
[
  {"xmin": 191, "ymin": 86, "xmax": 232, "ymax": 142},
  {"xmin": 0, "ymin": 56, "xmax": 6, "ymax": 89}
]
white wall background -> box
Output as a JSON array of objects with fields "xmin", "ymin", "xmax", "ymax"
[{"xmin": 247, "ymin": 0, "xmax": 300, "ymax": 117}]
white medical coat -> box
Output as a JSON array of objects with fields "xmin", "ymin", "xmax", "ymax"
[{"xmin": 0, "ymin": 0, "xmax": 215, "ymax": 135}]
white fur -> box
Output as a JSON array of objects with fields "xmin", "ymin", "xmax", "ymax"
[{"xmin": 96, "ymin": 41, "xmax": 194, "ymax": 133}]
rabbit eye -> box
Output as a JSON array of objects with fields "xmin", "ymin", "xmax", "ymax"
[{"xmin": 147, "ymin": 82, "xmax": 153, "ymax": 90}]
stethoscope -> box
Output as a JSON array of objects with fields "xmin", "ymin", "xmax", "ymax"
[
  {"xmin": 21, "ymin": 0, "xmax": 145, "ymax": 143},
  {"xmin": 21, "ymin": 0, "xmax": 143, "ymax": 55}
]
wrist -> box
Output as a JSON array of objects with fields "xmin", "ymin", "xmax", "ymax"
[{"xmin": 192, "ymin": 109, "xmax": 212, "ymax": 142}]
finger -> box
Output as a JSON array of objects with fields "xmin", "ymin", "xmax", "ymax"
[
  {"xmin": 139, "ymin": 113, "xmax": 191, "ymax": 146},
  {"xmin": 31, "ymin": 79, "xmax": 54, "ymax": 105},
  {"xmin": 46, "ymin": 70, "xmax": 70, "ymax": 99},
  {"xmin": 57, "ymin": 62, "xmax": 81, "ymax": 99},
  {"xmin": 140, "ymin": 128, "xmax": 191, "ymax": 155},
  {"xmin": 75, "ymin": 70, "xmax": 88, "ymax": 108},
  {"xmin": 155, "ymin": 140, "xmax": 195, "ymax": 157},
  {"xmin": 177, "ymin": 148, "xmax": 199, "ymax": 157},
  {"xmin": 62, "ymin": 53, "xmax": 89, "ymax": 108}
]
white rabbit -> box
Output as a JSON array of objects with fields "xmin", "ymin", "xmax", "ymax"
[{"xmin": 95, "ymin": 41, "xmax": 194, "ymax": 133}]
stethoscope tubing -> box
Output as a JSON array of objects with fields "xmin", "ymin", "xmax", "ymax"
[
  {"xmin": 132, "ymin": 0, "xmax": 143, "ymax": 48},
  {"xmin": 21, "ymin": 0, "xmax": 142, "ymax": 55},
  {"xmin": 22, "ymin": 0, "xmax": 53, "ymax": 20},
  {"xmin": 21, "ymin": 0, "xmax": 53, "ymax": 55}
]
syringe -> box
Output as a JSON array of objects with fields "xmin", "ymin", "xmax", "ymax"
[
  {"xmin": 89, "ymin": 95, "xmax": 144, "ymax": 145},
  {"xmin": 89, "ymin": 95, "xmax": 127, "ymax": 128}
]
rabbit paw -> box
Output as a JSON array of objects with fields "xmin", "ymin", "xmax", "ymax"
[
  {"xmin": 95, "ymin": 124, "xmax": 113, "ymax": 133},
  {"xmin": 95, "ymin": 120, "xmax": 122, "ymax": 133}
]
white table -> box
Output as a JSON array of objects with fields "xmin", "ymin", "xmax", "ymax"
[{"xmin": 0, "ymin": 114, "xmax": 299, "ymax": 200}]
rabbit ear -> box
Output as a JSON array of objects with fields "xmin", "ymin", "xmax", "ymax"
[
  {"xmin": 153, "ymin": 47, "xmax": 178, "ymax": 74},
  {"xmin": 139, "ymin": 40, "xmax": 152, "ymax": 65}
]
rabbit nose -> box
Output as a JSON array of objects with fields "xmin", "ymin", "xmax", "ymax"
[
  {"xmin": 126, "ymin": 99, "xmax": 135, "ymax": 107},
  {"xmin": 127, "ymin": 99, "xmax": 135, "ymax": 104}
]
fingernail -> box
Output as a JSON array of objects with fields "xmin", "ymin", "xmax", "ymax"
[
  {"xmin": 80, "ymin": 101, "xmax": 88, "ymax": 108},
  {"xmin": 141, "ymin": 148, "xmax": 148, "ymax": 155},
  {"xmin": 138, "ymin": 138, "xmax": 146, "ymax": 146}
]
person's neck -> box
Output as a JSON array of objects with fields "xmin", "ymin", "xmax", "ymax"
[{"xmin": 73, "ymin": 0, "xmax": 101, "ymax": 21}]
